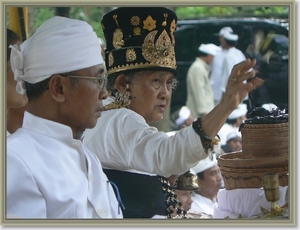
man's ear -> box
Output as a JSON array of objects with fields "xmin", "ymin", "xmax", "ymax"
[
  {"xmin": 115, "ymin": 74, "xmax": 127, "ymax": 93},
  {"xmin": 48, "ymin": 75, "xmax": 67, "ymax": 103}
]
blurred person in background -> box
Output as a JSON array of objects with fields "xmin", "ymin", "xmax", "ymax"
[
  {"xmin": 220, "ymin": 30, "xmax": 248, "ymax": 105},
  {"xmin": 174, "ymin": 189, "xmax": 194, "ymax": 214},
  {"xmin": 186, "ymin": 43, "xmax": 221, "ymax": 118},
  {"xmin": 218, "ymin": 103, "xmax": 247, "ymax": 146},
  {"xmin": 189, "ymin": 154, "xmax": 223, "ymax": 216},
  {"xmin": 210, "ymin": 26, "xmax": 233, "ymax": 106},
  {"xmin": 221, "ymin": 131, "xmax": 242, "ymax": 153},
  {"xmin": 169, "ymin": 105, "xmax": 194, "ymax": 131}
]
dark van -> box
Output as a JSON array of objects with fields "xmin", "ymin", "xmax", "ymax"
[{"xmin": 172, "ymin": 17, "xmax": 289, "ymax": 113}]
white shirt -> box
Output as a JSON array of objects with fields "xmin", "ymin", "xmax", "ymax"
[
  {"xmin": 221, "ymin": 47, "xmax": 246, "ymax": 93},
  {"xmin": 7, "ymin": 111, "xmax": 122, "ymax": 218},
  {"xmin": 214, "ymin": 187, "xmax": 288, "ymax": 218},
  {"xmin": 210, "ymin": 48, "xmax": 228, "ymax": 103},
  {"xmin": 83, "ymin": 108, "xmax": 207, "ymax": 177},
  {"xmin": 190, "ymin": 192, "xmax": 217, "ymax": 216},
  {"xmin": 186, "ymin": 57, "xmax": 215, "ymax": 118}
]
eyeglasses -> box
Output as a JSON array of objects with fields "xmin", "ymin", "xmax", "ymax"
[{"xmin": 62, "ymin": 73, "xmax": 107, "ymax": 89}]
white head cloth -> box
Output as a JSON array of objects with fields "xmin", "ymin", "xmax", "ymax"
[
  {"xmin": 219, "ymin": 27, "xmax": 233, "ymax": 36},
  {"xmin": 228, "ymin": 103, "xmax": 247, "ymax": 119},
  {"xmin": 198, "ymin": 43, "xmax": 221, "ymax": 56},
  {"xmin": 10, "ymin": 16, "xmax": 103, "ymax": 95},
  {"xmin": 192, "ymin": 154, "xmax": 218, "ymax": 174},
  {"xmin": 223, "ymin": 31, "xmax": 239, "ymax": 41}
]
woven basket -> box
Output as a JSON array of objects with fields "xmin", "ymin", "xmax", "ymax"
[
  {"xmin": 240, "ymin": 122, "xmax": 289, "ymax": 158},
  {"xmin": 218, "ymin": 151, "xmax": 288, "ymax": 169},
  {"xmin": 218, "ymin": 151, "xmax": 289, "ymax": 190},
  {"xmin": 220, "ymin": 167, "xmax": 289, "ymax": 190}
]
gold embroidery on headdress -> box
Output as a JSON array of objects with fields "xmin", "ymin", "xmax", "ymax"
[
  {"xmin": 143, "ymin": 16, "xmax": 156, "ymax": 31},
  {"xmin": 113, "ymin": 14, "xmax": 119, "ymax": 27},
  {"xmin": 126, "ymin": 48, "xmax": 137, "ymax": 62},
  {"xmin": 162, "ymin": 13, "xmax": 168, "ymax": 26},
  {"xmin": 170, "ymin": 19, "xmax": 177, "ymax": 33},
  {"xmin": 107, "ymin": 61, "xmax": 177, "ymax": 75},
  {"xmin": 133, "ymin": 27, "xmax": 141, "ymax": 36},
  {"xmin": 131, "ymin": 16, "xmax": 140, "ymax": 26},
  {"xmin": 108, "ymin": 52, "xmax": 114, "ymax": 67},
  {"xmin": 142, "ymin": 29, "xmax": 176, "ymax": 67},
  {"xmin": 113, "ymin": 28, "xmax": 124, "ymax": 49},
  {"xmin": 170, "ymin": 33, "xmax": 175, "ymax": 46}
]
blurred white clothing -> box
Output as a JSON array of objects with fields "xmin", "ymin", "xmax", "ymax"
[
  {"xmin": 210, "ymin": 48, "xmax": 228, "ymax": 104},
  {"xmin": 190, "ymin": 192, "xmax": 218, "ymax": 216},
  {"xmin": 221, "ymin": 47, "xmax": 246, "ymax": 93},
  {"xmin": 214, "ymin": 186, "xmax": 288, "ymax": 218}
]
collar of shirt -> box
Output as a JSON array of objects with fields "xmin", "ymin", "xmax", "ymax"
[{"xmin": 22, "ymin": 111, "xmax": 77, "ymax": 142}]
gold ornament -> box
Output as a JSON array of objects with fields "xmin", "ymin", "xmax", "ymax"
[
  {"xmin": 170, "ymin": 19, "xmax": 177, "ymax": 33},
  {"xmin": 130, "ymin": 16, "xmax": 140, "ymax": 26},
  {"xmin": 126, "ymin": 48, "xmax": 137, "ymax": 62},
  {"xmin": 108, "ymin": 52, "xmax": 114, "ymax": 67},
  {"xmin": 107, "ymin": 29, "xmax": 176, "ymax": 75},
  {"xmin": 162, "ymin": 13, "xmax": 168, "ymax": 26},
  {"xmin": 133, "ymin": 27, "xmax": 141, "ymax": 36},
  {"xmin": 113, "ymin": 14, "xmax": 119, "ymax": 27},
  {"xmin": 112, "ymin": 28, "xmax": 124, "ymax": 49},
  {"xmin": 143, "ymin": 15, "xmax": 156, "ymax": 31},
  {"xmin": 142, "ymin": 29, "xmax": 176, "ymax": 68}
]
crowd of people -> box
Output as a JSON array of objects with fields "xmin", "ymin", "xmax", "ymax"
[{"xmin": 6, "ymin": 7, "xmax": 266, "ymax": 219}]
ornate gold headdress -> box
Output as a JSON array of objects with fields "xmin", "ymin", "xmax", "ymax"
[{"xmin": 101, "ymin": 7, "xmax": 178, "ymax": 76}]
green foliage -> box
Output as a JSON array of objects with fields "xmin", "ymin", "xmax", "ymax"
[
  {"xmin": 176, "ymin": 7, "xmax": 239, "ymax": 18},
  {"xmin": 175, "ymin": 6, "xmax": 288, "ymax": 19},
  {"xmin": 7, "ymin": 6, "xmax": 288, "ymax": 37},
  {"xmin": 31, "ymin": 7, "xmax": 55, "ymax": 33}
]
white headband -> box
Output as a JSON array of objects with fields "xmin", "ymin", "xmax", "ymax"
[
  {"xmin": 223, "ymin": 31, "xmax": 239, "ymax": 41},
  {"xmin": 228, "ymin": 103, "xmax": 247, "ymax": 119},
  {"xmin": 192, "ymin": 154, "xmax": 218, "ymax": 174},
  {"xmin": 219, "ymin": 27, "xmax": 233, "ymax": 36},
  {"xmin": 10, "ymin": 16, "xmax": 103, "ymax": 95},
  {"xmin": 198, "ymin": 43, "xmax": 221, "ymax": 56}
]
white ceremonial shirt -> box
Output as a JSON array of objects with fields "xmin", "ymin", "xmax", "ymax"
[
  {"xmin": 7, "ymin": 112, "xmax": 122, "ymax": 219},
  {"xmin": 83, "ymin": 108, "xmax": 208, "ymax": 177},
  {"xmin": 210, "ymin": 48, "xmax": 228, "ymax": 104},
  {"xmin": 214, "ymin": 187, "xmax": 288, "ymax": 218},
  {"xmin": 186, "ymin": 57, "xmax": 215, "ymax": 118},
  {"xmin": 221, "ymin": 47, "xmax": 246, "ymax": 93},
  {"xmin": 190, "ymin": 192, "xmax": 217, "ymax": 216}
]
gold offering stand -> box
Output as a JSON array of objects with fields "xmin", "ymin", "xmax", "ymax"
[{"xmin": 261, "ymin": 172, "xmax": 285, "ymax": 217}]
